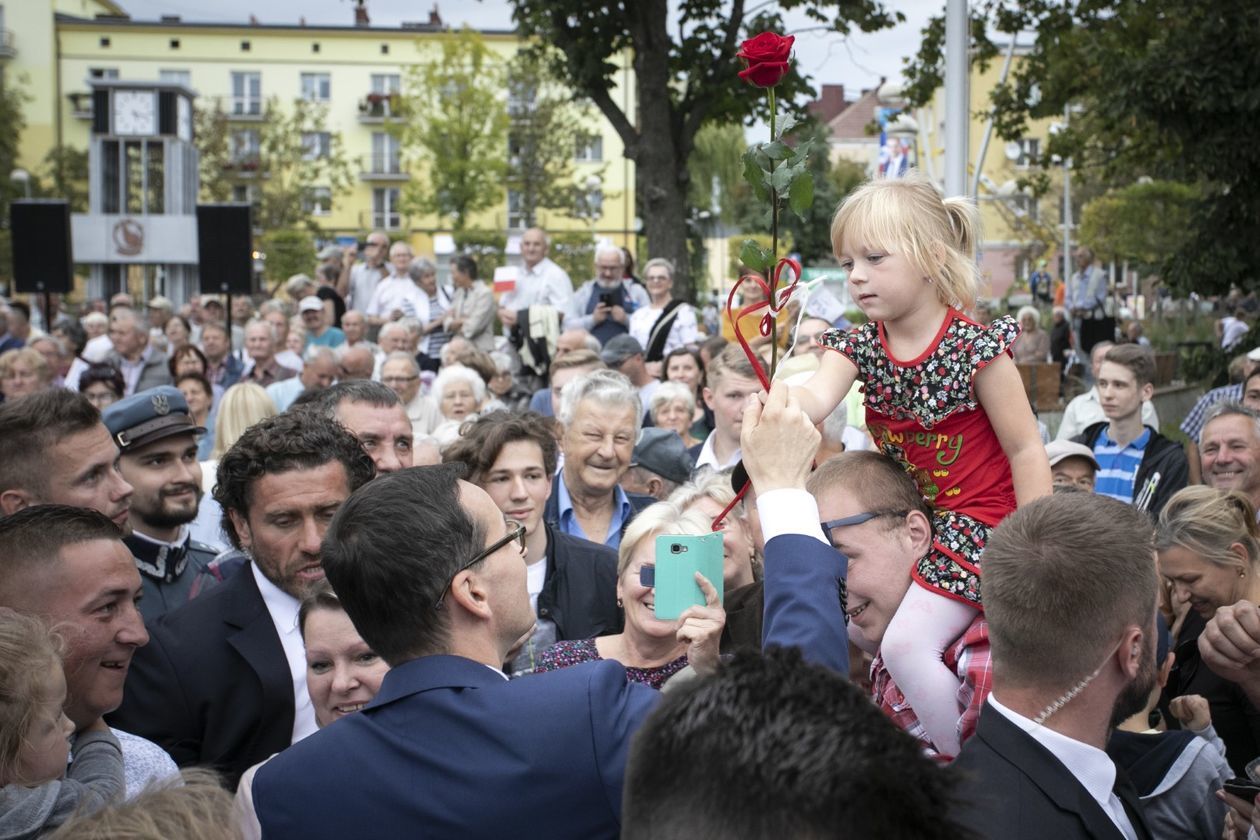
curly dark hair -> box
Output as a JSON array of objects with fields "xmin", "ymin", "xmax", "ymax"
[
  {"xmin": 78, "ymin": 363, "xmax": 126, "ymax": 400},
  {"xmin": 442, "ymin": 410, "xmax": 558, "ymax": 483},
  {"xmin": 213, "ymin": 410, "xmax": 376, "ymax": 550}
]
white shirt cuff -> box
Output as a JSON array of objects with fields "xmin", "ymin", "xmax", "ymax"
[{"xmin": 756, "ymin": 488, "xmax": 828, "ymax": 546}]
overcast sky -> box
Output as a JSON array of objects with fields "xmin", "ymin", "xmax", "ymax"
[{"xmin": 112, "ymin": 0, "xmax": 944, "ymax": 99}]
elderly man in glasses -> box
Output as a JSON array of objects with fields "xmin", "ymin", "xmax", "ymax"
[{"xmin": 249, "ymin": 387, "xmax": 851, "ymax": 838}]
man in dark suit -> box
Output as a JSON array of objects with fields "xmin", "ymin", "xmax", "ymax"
[
  {"xmin": 252, "ymin": 386, "xmax": 850, "ymax": 838},
  {"xmin": 952, "ymin": 493, "xmax": 1158, "ymax": 840},
  {"xmin": 107, "ymin": 411, "xmax": 376, "ymax": 787}
]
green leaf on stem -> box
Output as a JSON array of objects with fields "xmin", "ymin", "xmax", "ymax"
[
  {"xmin": 763, "ymin": 141, "xmax": 792, "ymax": 161},
  {"xmin": 742, "ymin": 151, "xmax": 769, "ymax": 201},
  {"xmin": 739, "ymin": 238, "xmax": 771, "ymax": 273},
  {"xmin": 770, "ymin": 165, "xmax": 794, "ymax": 192},
  {"xmin": 788, "ymin": 172, "xmax": 814, "ymax": 220},
  {"xmin": 774, "ymin": 111, "xmax": 798, "ymax": 141}
]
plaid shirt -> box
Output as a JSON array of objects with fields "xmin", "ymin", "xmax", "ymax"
[
  {"xmin": 1180, "ymin": 383, "xmax": 1242, "ymax": 442},
  {"xmin": 870, "ymin": 614, "xmax": 992, "ymax": 761}
]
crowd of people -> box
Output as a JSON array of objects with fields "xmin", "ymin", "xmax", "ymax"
[{"xmin": 4, "ymin": 183, "xmax": 1260, "ymax": 840}]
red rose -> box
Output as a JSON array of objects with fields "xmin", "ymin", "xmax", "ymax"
[{"xmin": 737, "ymin": 32, "xmax": 794, "ymax": 88}]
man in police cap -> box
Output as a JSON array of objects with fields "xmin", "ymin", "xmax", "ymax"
[{"xmin": 103, "ymin": 385, "xmax": 218, "ymax": 622}]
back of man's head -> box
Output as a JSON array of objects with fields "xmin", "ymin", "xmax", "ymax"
[
  {"xmin": 983, "ymin": 493, "xmax": 1157, "ymax": 692},
  {"xmin": 303, "ymin": 380, "xmax": 400, "ymax": 421},
  {"xmin": 622, "ymin": 647, "xmax": 966, "ymax": 840},
  {"xmin": 806, "ymin": 450, "xmax": 931, "ymax": 520},
  {"xmin": 1102, "ymin": 343, "xmax": 1156, "ymax": 389},
  {"xmin": 0, "ymin": 390, "xmax": 101, "ymax": 506},
  {"xmin": 0, "ymin": 505, "xmax": 120, "ymax": 605},
  {"xmin": 213, "ymin": 410, "xmax": 376, "ymax": 550},
  {"xmin": 321, "ymin": 465, "xmax": 482, "ymax": 665}
]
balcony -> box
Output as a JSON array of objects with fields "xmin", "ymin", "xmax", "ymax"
[
  {"xmin": 358, "ymin": 93, "xmax": 401, "ymax": 124},
  {"xmin": 68, "ymin": 91, "xmax": 93, "ymax": 120},
  {"xmin": 0, "ymin": 30, "xmax": 15, "ymax": 59},
  {"xmin": 359, "ymin": 153, "xmax": 409, "ymax": 181},
  {"xmin": 223, "ymin": 158, "xmax": 263, "ymax": 178},
  {"xmin": 358, "ymin": 209, "xmax": 408, "ymax": 232},
  {"xmin": 227, "ymin": 98, "xmax": 264, "ymax": 121}
]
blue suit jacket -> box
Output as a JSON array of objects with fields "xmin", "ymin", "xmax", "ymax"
[{"xmin": 253, "ymin": 533, "xmax": 848, "ymax": 839}]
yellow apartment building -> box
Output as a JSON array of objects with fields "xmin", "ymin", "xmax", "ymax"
[{"xmin": 2, "ymin": 0, "xmax": 637, "ymax": 298}]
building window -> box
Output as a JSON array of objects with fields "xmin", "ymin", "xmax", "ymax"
[
  {"xmin": 304, "ymin": 187, "xmax": 332, "ymax": 216},
  {"xmin": 232, "ymin": 184, "xmax": 256, "ymax": 204},
  {"xmin": 1014, "ymin": 193, "xmax": 1040, "ymax": 223},
  {"xmin": 370, "ymin": 73, "xmax": 401, "ymax": 95},
  {"xmin": 100, "ymin": 37, "xmax": 111, "ymax": 48},
  {"xmin": 380, "ymin": 43, "xmax": 390, "ymax": 55},
  {"xmin": 159, "ymin": 69, "xmax": 191, "ymax": 86},
  {"xmin": 169, "ymin": 38, "xmax": 180, "ymax": 49},
  {"xmin": 231, "ymin": 71, "xmax": 261, "ymax": 116},
  {"xmin": 507, "ymin": 79, "xmax": 537, "ymax": 118},
  {"xmin": 301, "ymin": 73, "xmax": 331, "ymax": 103},
  {"xmin": 90, "ymin": 68, "xmax": 120, "ymax": 79},
  {"xmin": 507, "ymin": 190, "xmax": 525, "ymax": 230},
  {"xmin": 370, "ymin": 132, "xmax": 401, "ymax": 173},
  {"xmin": 312, "ymin": 43, "xmax": 321, "ymax": 54},
  {"xmin": 302, "ymin": 132, "xmax": 331, "ymax": 160},
  {"xmin": 240, "ymin": 40, "xmax": 251, "ymax": 52},
  {"xmin": 1015, "ymin": 138, "xmax": 1040, "ymax": 168},
  {"xmin": 575, "ymin": 134, "xmax": 603, "ymax": 162},
  {"xmin": 373, "ymin": 187, "xmax": 401, "ymax": 229},
  {"xmin": 230, "ymin": 129, "xmax": 260, "ymax": 167}
]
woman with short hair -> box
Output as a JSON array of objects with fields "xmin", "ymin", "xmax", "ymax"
[
  {"xmin": 533, "ymin": 501, "xmax": 725, "ymax": 689},
  {"xmin": 628, "ymin": 258, "xmax": 699, "ymax": 373}
]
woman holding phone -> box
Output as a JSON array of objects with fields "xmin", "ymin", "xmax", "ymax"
[{"xmin": 533, "ymin": 502, "xmax": 726, "ymax": 689}]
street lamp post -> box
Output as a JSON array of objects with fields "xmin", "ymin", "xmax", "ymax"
[{"xmin": 9, "ymin": 168, "xmax": 31, "ymax": 198}]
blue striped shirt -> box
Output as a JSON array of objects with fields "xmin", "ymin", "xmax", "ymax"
[{"xmin": 1093, "ymin": 426, "xmax": 1151, "ymax": 504}]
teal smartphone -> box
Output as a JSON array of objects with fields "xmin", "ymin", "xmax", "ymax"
[{"xmin": 652, "ymin": 533, "xmax": 724, "ymax": 620}]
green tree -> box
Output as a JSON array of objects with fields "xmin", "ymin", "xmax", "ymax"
[
  {"xmin": 505, "ymin": 49, "xmax": 603, "ymax": 228},
  {"xmin": 0, "ymin": 75, "xmax": 29, "ymax": 226},
  {"xmin": 260, "ymin": 228, "xmax": 313, "ymax": 293},
  {"xmin": 509, "ymin": 1, "xmax": 900, "ymax": 300},
  {"xmin": 253, "ymin": 98, "xmax": 356, "ymax": 231},
  {"xmin": 687, "ymin": 122, "xmax": 748, "ymax": 227},
  {"xmin": 393, "ymin": 28, "xmax": 510, "ymax": 232},
  {"xmin": 36, "ymin": 147, "xmax": 90, "ymax": 212},
  {"xmin": 903, "ymin": 0, "xmax": 1260, "ymax": 294},
  {"xmin": 1079, "ymin": 180, "xmax": 1199, "ymax": 276},
  {"xmin": 194, "ymin": 102, "xmax": 233, "ymax": 203}
]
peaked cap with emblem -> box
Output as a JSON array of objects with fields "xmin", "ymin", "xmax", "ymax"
[{"xmin": 102, "ymin": 385, "xmax": 206, "ymax": 453}]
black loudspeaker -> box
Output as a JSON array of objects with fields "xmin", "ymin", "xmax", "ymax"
[
  {"xmin": 10, "ymin": 200, "xmax": 74, "ymax": 294},
  {"xmin": 196, "ymin": 203, "xmax": 253, "ymax": 295}
]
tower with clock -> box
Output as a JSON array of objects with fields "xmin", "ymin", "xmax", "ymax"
[{"xmin": 73, "ymin": 78, "xmax": 201, "ymax": 303}]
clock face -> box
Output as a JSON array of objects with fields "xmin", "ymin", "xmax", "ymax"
[
  {"xmin": 177, "ymin": 96, "xmax": 192, "ymax": 142},
  {"xmin": 114, "ymin": 90, "xmax": 157, "ymax": 136}
]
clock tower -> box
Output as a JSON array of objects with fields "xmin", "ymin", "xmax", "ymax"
[{"xmin": 72, "ymin": 79, "xmax": 201, "ymax": 303}]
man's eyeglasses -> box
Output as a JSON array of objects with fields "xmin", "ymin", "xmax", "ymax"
[
  {"xmin": 819, "ymin": 510, "xmax": 910, "ymax": 548},
  {"xmin": 381, "ymin": 375, "xmax": 419, "ymax": 385},
  {"xmin": 435, "ymin": 520, "xmax": 526, "ymax": 609}
]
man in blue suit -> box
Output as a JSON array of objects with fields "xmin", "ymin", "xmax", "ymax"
[{"xmin": 253, "ymin": 383, "xmax": 849, "ymax": 839}]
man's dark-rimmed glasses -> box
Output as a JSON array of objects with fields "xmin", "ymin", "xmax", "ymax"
[
  {"xmin": 819, "ymin": 510, "xmax": 910, "ymax": 549},
  {"xmin": 435, "ymin": 520, "xmax": 526, "ymax": 609}
]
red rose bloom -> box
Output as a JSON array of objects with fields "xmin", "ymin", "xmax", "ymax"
[{"xmin": 737, "ymin": 32, "xmax": 795, "ymax": 88}]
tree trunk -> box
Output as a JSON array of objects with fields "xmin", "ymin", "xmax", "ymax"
[{"xmin": 628, "ymin": 0, "xmax": 695, "ymax": 301}]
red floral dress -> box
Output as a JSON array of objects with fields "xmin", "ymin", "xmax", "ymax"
[{"xmin": 818, "ymin": 309, "xmax": 1020, "ymax": 607}]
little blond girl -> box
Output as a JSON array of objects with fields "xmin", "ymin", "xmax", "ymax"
[
  {"xmin": 792, "ymin": 172, "xmax": 1051, "ymax": 756},
  {"xmin": 0, "ymin": 608, "xmax": 125, "ymax": 838}
]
